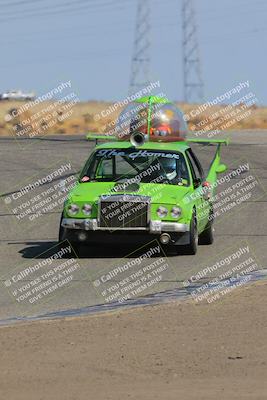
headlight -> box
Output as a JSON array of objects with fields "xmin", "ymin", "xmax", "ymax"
[
  {"xmin": 82, "ymin": 203, "xmax": 92, "ymax": 216},
  {"xmin": 171, "ymin": 206, "xmax": 182, "ymax": 218},
  {"xmin": 157, "ymin": 206, "xmax": 168, "ymax": 218},
  {"xmin": 67, "ymin": 203, "xmax": 79, "ymax": 216}
]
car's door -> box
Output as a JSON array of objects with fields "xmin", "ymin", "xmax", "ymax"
[{"xmin": 185, "ymin": 149, "xmax": 209, "ymax": 231}]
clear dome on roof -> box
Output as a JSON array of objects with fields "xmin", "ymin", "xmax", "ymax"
[{"xmin": 116, "ymin": 97, "xmax": 188, "ymax": 141}]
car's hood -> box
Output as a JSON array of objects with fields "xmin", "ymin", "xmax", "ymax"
[{"xmin": 69, "ymin": 182, "xmax": 191, "ymax": 205}]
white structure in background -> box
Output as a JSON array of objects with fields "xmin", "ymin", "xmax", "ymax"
[{"xmin": 0, "ymin": 89, "xmax": 35, "ymax": 101}]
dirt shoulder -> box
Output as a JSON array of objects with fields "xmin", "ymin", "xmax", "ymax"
[{"xmin": 0, "ymin": 281, "xmax": 267, "ymax": 400}]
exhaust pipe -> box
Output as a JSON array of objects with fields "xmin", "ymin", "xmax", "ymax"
[{"xmin": 130, "ymin": 132, "xmax": 146, "ymax": 147}]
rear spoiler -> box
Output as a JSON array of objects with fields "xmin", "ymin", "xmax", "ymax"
[
  {"xmin": 186, "ymin": 138, "xmax": 229, "ymax": 146},
  {"xmin": 187, "ymin": 139, "xmax": 229, "ymax": 176},
  {"xmin": 187, "ymin": 138, "xmax": 229, "ymax": 182},
  {"xmin": 86, "ymin": 134, "xmax": 230, "ymax": 147},
  {"xmin": 86, "ymin": 133, "xmax": 118, "ymax": 143}
]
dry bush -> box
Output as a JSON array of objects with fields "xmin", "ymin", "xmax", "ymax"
[{"xmin": 0, "ymin": 100, "xmax": 266, "ymax": 136}]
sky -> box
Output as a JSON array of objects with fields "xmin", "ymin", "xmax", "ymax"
[{"xmin": 1, "ymin": 0, "xmax": 266, "ymax": 104}]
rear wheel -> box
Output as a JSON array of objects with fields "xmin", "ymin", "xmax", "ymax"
[
  {"xmin": 184, "ymin": 211, "xmax": 198, "ymax": 255},
  {"xmin": 199, "ymin": 206, "xmax": 214, "ymax": 245},
  {"xmin": 199, "ymin": 224, "xmax": 214, "ymax": 245}
]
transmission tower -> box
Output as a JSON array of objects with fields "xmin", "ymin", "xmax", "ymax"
[
  {"xmin": 129, "ymin": 0, "xmax": 151, "ymax": 95},
  {"xmin": 182, "ymin": 0, "xmax": 204, "ymax": 103}
]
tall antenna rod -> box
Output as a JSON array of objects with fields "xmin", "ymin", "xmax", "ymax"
[{"xmin": 182, "ymin": 0, "xmax": 204, "ymax": 103}]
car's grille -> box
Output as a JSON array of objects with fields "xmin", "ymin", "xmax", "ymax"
[{"xmin": 99, "ymin": 195, "xmax": 150, "ymax": 229}]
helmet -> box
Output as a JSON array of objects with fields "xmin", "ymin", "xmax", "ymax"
[{"xmin": 159, "ymin": 158, "xmax": 177, "ymax": 181}]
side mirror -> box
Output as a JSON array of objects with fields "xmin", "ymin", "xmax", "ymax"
[{"xmin": 216, "ymin": 164, "xmax": 227, "ymax": 174}]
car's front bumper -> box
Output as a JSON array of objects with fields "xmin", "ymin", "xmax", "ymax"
[{"xmin": 61, "ymin": 218, "xmax": 189, "ymax": 234}]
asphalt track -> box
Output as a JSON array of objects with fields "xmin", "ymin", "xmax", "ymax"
[{"xmin": 0, "ymin": 131, "xmax": 266, "ymax": 322}]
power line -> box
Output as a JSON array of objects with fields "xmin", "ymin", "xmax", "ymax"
[
  {"xmin": 0, "ymin": 0, "xmax": 127, "ymax": 22},
  {"xmin": 0, "ymin": 0, "xmax": 45, "ymax": 6},
  {"xmin": 0, "ymin": 0, "xmax": 100, "ymax": 14}
]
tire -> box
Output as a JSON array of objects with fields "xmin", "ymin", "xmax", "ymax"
[
  {"xmin": 184, "ymin": 210, "xmax": 198, "ymax": 255},
  {"xmin": 199, "ymin": 224, "xmax": 214, "ymax": 245},
  {"xmin": 58, "ymin": 213, "xmax": 84, "ymax": 257},
  {"xmin": 199, "ymin": 206, "xmax": 214, "ymax": 245},
  {"xmin": 69, "ymin": 242, "xmax": 83, "ymax": 257},
  {"xmin": 58, "ymin": 213, "xmax": 67, "ymax": 242}
]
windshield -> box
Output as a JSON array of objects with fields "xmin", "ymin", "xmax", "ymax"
[{"xmin": 81, "ymin": 148, "xmax": 190, "ymax": 186}]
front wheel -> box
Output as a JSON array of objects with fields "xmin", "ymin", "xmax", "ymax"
[
  {"xmin": 58, "ymin": 213, "xmax": 67, "ymax": 242},
  {"xmin": 58, "ymin": 213, "xmax": 82, "ymax": 256}
]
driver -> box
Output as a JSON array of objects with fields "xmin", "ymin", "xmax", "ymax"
[{"xmin": 160, "ymin": 158, "xmax": 177, "ymax": 181}]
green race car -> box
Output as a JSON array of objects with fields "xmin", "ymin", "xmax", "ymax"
[{"xmin": 59, "ymin": 96, "xmax": 228, "ymax": 255}]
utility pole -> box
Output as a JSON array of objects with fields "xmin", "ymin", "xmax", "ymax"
[
  {"xmin": 129, "ymin": 0, "xmax": 151, "ymax": 94},
  {"xmin": 182, "ymin": 0, "xmax": 204, "ymax": 103}
]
